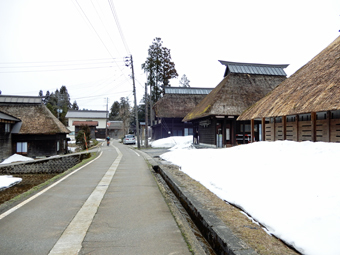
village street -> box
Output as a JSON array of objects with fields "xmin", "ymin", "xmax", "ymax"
[{"xmin": 0, "ymin": 140, "xmax": 190, "ymax": 255}]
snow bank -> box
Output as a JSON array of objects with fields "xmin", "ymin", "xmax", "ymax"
[
  {"xmin": 155, "ymin": 138, "xmax": 340, "ymax": 255},
  {"xmin": 151, "ymin": 136, "xmax": 194, "ymax": 150}
]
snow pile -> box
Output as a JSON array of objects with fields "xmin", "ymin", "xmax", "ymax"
[
  {"xmin": 0, "ymin": 175, "xmax": 22, "ymax": 191},
  {"xmin": 155, "ymin": 137, "xmax": 340, "ymax": 255},
  {"xmin": 151, "ymin": 136, "xmax": 194, "ymax": 150},
  {"xmin": 0, "ymin": 154, "xmax": 34, "ymax": 164}
]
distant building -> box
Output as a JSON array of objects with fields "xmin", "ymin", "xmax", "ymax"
[
  {"xmin": 0, "ymin": 95, "xmax": 69, "ymax": 161},
  {"xmin": 238, "ymin": 36, "xmax": 340, "ymax": 143},
  {"xmin": 152, "ymin": 87, "xmax": 213, "ymax": 140},
  {"xmin": 183, "ymin": 61, "xmax": 288, "ymax": 147},
  {"xmin": 65, "ymin": 110, "xmax": 108, "ymax": 139},
  {"xmin": 107, "ymin": 121, "xmax": 124, "ymax": 139}
]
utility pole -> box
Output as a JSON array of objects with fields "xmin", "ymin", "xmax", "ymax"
[
  {"xmin": 145, "ymin": 83, "xmax": 148, "ymax": 148},
  {"xmin": 130, "ymin": 55, "xmax": 140, "ymax": 149}
]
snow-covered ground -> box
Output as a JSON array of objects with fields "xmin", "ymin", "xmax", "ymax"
[{"xmin": 151, "ymin": 136, "xmax": 340, "ymax": 255}]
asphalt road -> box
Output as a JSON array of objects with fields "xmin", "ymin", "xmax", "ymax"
[{"xmin": 0, "ymin": 140, "xmax": 190, "ymax": 255}]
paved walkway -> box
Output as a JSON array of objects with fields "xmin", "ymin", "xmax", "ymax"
[{"xmin": 0, "ymin": 140, "xmax": 190, "ymax": 255}]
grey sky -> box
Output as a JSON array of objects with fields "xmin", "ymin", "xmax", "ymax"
[{"xmin": 1, "ymin": 0, "xmax": 339, "ymax": 110}]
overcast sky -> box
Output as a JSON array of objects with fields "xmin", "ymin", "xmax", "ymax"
[{"xmin": 0, "ymin": 0, "xmax": 339, "ymax": 110}]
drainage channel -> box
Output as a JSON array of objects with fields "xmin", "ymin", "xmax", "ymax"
[{"xmin": 153, "ymin": 169, "xmax": 216, "ymax": 255}]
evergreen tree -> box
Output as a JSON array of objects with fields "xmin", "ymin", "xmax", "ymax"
[
  {"xmin": 71, "ymin": 100, "xmax": 79, "ymax": 110},
  {"xmin": 75, "ymin": 125, "xmax": 91, "ymax": 150},
  {"xmin": 179, "ymin": 74, "xmax": 190, "ymax": 87},
  {"xmin": 109, "ymin": 101, "xmax": 120, "ymax": 120},
  {"xmin": 142, "ymin": 37, "xmax": 178, "ymax": 102},
  {"xmin": 44, "ymin": 85, "xmax": 72, "ymax": 126}
]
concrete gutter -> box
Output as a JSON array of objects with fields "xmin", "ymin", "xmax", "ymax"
[{"xmin": 140, "ymin": 150, "xmax": 258, "ymax": 255}]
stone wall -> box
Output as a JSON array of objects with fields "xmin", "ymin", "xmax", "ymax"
[{"xmin": 0, "ymin": 153, "xmax": 91, "ymax": 174}]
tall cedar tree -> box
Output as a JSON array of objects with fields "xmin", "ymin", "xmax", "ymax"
[{"xmin": 142, "ymin": 38, "xmax": 178, "ymax": 102}]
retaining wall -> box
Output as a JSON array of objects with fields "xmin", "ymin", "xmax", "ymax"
[{"xmin": 0, "ymin": 153, "xmax": 91, "ymax": 174}]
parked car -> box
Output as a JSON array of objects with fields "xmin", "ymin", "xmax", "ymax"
[{"xmin": 123, "ymin": 134, "xmax": 136, "ymax": 145}]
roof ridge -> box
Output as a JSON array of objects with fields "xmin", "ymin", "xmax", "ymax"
[{"xmin": 219, "ymin": 60, "xmax": 289, "ymax": 68}]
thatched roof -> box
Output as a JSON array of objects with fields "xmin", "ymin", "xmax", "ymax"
[
  {"xmin": 183, "ymin": 73, "xmax": 286, "ymax": 122},
  {"xmin": 238, "ymin": 36, "xmax": 340, "ymax": 120},
  {"xmin": 0, "ymin": 104, "xmax": 69, "ymax": 134},
  {"xmin": 153, "ymin": 87, "xmax": 212, "ymax": 118}
]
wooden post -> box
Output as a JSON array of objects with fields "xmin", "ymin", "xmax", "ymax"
[
  {"xmin": 311, "ymin": 112, "xmax": 316, "ymax": 142},
  {"xmin": 250, "ymin": 119, "xmax": 255, "ymax": 143},
  {"xmin": 232, "ymin": 119, "xmax": 237, "ymax": 146},
  {"xmin": 273, "ymin": 117, "xmax": 276, "ymax": 141},
  {"xmin": 327, "ymin": 111, "xmax": 331, "ymax": 142},
  {"xmin": 261, "ymin": 118, "xmax": 266, "ymax": 141},
  {"xmin": 282, "ymin": 115, "xmax": 287, "ymax": 140},
  {"xmin": 296, "ymin": 115, "xmax": 299, "ymax": 141}
]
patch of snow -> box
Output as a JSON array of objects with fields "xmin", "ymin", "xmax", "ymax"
[
  {"xmin": 153, "ymin": 137, "xmax": 340, "ymax": 255},
  {"xmin": 0, "ymin": 175, "xmax": 22, "ymax": 191},
  {"xmin": 0, "ymin": 154, "xmax": 34, "ymax": 164}
]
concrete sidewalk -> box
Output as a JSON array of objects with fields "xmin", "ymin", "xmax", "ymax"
[{"xmin": 79, "ymin": 141, "xmax": 191, "ymax": 255}]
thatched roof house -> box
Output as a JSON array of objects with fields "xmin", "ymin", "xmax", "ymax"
[
  {"xmin": 0, "ymin": 101, "xmax": 69, "ymax": 135},
  {"xmin": 0, "ymin": 95, "xmax": 69, "ymax": 161},
  {"xmin": 152, "ymin": 87, "xmax": 213, "ymax": 139},
  {"xmin": 238, "ymin": 36, "xmax": 340, "ymax": 120},
  {"xmin": 154, "ymin": 87, "xmax": 213, "ymax": 118},
  {"xmin": 183, "ymin": 61, "xmax": 288, "ymax": 123},
  {"xmin": 183, "ymin": 61, "xmax": 288, "ymax": 147},
  {"xmin": 238, "ymin": 36, "xmax": 340, "ymax": 142}
]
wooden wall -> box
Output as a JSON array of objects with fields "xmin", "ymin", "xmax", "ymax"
[
  {"xmin": 261, "ymin": 115, "xmax": 340, "ymax": 143},
  {"xmin": 330, "ymin": 119, "xmax": 340, "ymax": 142}
]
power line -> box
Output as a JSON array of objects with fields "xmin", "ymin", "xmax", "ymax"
[
  {"xmin": 107, "ymin": 0, "xmax": 130, "ymax": 55},
  {"xmin": 74, "ymin": 0, "xmax": 116, "ymax": 60}
]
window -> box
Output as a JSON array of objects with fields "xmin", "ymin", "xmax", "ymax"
[
  {"xmin": 299, "ymin": 114, "xmax": 311, "ymax": 121},
  {"xmin": 286, "ymin": 116, "xmax": 296, "ymax": 122},
  {"xmin": 5, "ymin": 123, "xmax": 10, "ymax": 133},
  {"xmin": 17, "ymin": 142, "xmax": 28, "ymax": 154}
]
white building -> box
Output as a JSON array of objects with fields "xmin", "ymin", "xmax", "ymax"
[{"xmin": 65, "ymin": 110, "xmax": 108, "ymax": 139}]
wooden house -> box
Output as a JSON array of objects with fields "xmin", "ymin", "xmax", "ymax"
[
  {"xmin": 65, "ymin": 110, "xmax": 108, "ymax": 139},
  {"xmin": 238, "ymin": 36, "xmax": 340, "ymax": 143},
  {"xmin": 183, "ymin": 61, "xmax": 288, "ymax": 147},
  {"xmin": 152, "ymin": 87, "xmax": 213, "ymax": 140},
  {"xmin": 0, "ymin": 95, "xmax": 70, "ymax": 161}
]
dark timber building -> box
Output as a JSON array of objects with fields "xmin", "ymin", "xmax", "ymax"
[
  {"xmin": 183, "ymin": 61, "xmax": 288, "ymax": 147},
  {"xmin": 152, "ymin": 87, "xmax": 213, "ymax": 140}
]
